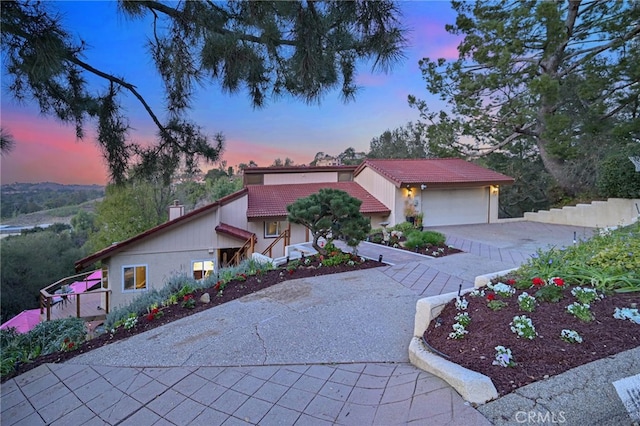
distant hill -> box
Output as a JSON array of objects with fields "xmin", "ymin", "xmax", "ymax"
[
  {"xmin": 1, "ymin": 182, "xmax": 104, "ymax": 193},
  {"xmin": 1, "ymin": 182, "xmax": 105, "ymax": 220}
]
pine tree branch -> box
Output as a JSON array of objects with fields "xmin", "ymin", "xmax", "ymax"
[
  {"xmin": 139, "ymin": 1, "xmax": 297, "ymax": 46},
  {"xmin": 66, "ymin": 56, "xmax": 166, "ymax": 135},
  {"xmin": 470, "ymin": 123, "xmax": 536, "ymax": 157}
]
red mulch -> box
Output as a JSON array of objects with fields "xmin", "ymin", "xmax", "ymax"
[
  {"xmin": 423, "ymin": 286, "xmax": 640, "ymax": 396},
  {"xmin": 3, "ymin": 256, "xmax": 385, "ymax": 382}
]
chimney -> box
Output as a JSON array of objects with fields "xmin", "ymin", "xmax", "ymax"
[{"xmin": 168, "ymin": 200, "xmax": 184, "ymax": 221}]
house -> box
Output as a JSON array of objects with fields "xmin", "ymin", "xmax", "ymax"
[{"xmin": 75, "ymin": 159, "xmax": 513, "ymax": 310}]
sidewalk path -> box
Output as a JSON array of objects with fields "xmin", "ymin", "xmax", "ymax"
[{"xmin": 1, "ymin": 222, "xmax": 605, "ymax": 426}]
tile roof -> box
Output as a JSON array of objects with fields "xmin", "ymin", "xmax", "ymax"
[
  {"xmin": 247, "ymin": 182, "xmax": 391, "ymax": 219},
  {"xmin": 355, "ymin": 158, "xmax": 515, "ymax": 187}
]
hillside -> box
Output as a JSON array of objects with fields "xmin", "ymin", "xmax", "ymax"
[{"xmin": 1, "ymin": 182, "xmax": 104, "ymax": 222}]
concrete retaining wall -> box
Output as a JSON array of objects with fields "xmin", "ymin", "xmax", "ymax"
[{"xmin": 524, "ymin": 198, "xmax": 639, "ymax": 228}]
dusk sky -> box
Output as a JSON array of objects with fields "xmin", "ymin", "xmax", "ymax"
[{"xmin": 0, "ymin": 1, "xmax": 460, "ymax": 185}]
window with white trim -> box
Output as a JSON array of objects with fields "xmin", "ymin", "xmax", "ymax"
[
  {"xmin": 264, "ymin": 221, "xmax": 281, "ymax": 238},
  {"xmin": 192, "ymin": 260, "xmax": 215, "ymax": 280},
  {"xmin": 123, "ymin": 265, "xmax": 147, "ymax": 291}
]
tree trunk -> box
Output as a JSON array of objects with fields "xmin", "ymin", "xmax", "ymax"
[{"xmin": 536, "ymin": 138, "xmax": 576, "ymax": 195}]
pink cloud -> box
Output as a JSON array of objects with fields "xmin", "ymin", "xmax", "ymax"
[
  {"xmin": 1, "ymin": 112, "xmax": 108, "ymax": 184},
  {"xmin": 405, "ymin": 16, "xmax": 462, "ymax": 61},
  {"xmin": 216, "ymin": 138, "xmax": 312, "ymax": 170}
]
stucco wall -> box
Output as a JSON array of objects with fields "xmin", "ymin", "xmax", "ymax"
[
  {"xmin": 354, "ymin": 167, "xmax": 396, "ymax": 224},
  {"xmin": 104, "ymin": 247, "xmax": 217, "ymax": 310},
  {"xmin": 264, "ymin": 171, "xmax": 339, "ymax": 185}
]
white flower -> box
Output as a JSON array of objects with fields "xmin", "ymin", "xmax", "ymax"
[
  {"xmin": 455, "ymin": 296, "xmax": 468, "ymax": 311},
  {"xmin": 571, "ymin": 286, "xmax": 598, "ymax": 304},
  {"xmin": 488, "ymin": 282, "xmax": 515, "ymax": 297},
  {"xmin": 560, "ymin": 329, "xmax": 583, "ymax": 343},
  {"xmin": 448, "ymin": 322, "xmax": 468, "ymax": 339},
  {"xmin": 469, "ymin": 289, "xmax": 486, "ymax": 298},
  {"xmin": 492, "ymin": 346, "xmax": 515, "ymax": 367},
  {"xmin": 613, "ymin": 307, "xmax": 640, "ymax": 324},
  {"xmin": 510, "ymin": 315, "xmax": 537, "ymax": 339}
]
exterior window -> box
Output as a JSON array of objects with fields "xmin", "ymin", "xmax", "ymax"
[
  {"xmin": 264, "ymin": 221, "xmax": 280, "ymax": 238},
  {"xmin": 101, "ymin": 267, "xmax": 108, "ymax": 289},
  {"xmin": 123, "ymin": 265, "xmax": 147, "ymax": 291},
  {"xmin": 193, "ymin": 260, "xmax": 214, "ymax": 280},
  {"xmin": 245, "ymin": 174, "xmax": 264, "ymax": 185},
  {"xmin": 338, "ymin": 172, "xmax": 353, "ymax": 182}
]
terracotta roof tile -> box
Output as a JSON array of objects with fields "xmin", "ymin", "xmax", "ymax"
[
  {"xmin": 355, "ymin": 159, "xmax": 514, "ymax": 187},
  {"xmin": 247, "ymin": 182, "xmax": 390, "ymax": 218}
]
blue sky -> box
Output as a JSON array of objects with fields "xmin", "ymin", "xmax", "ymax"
[{"xmin": 1, "ymin": 1, "xmax": 460, "ymax": 184}]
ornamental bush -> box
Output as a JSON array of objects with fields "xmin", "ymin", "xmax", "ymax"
[
  {"xmin": 1, "ymin": 317, "xmax": 86, "ymax": 378},
  {"xmin": 596, "ymin": 152, "xmax": 640, "ymax": 198},
  {"xmin": 404, "ymin": 230, "xmax": 446, "ymax": 250}
]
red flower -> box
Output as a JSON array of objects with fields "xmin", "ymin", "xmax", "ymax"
[
  {"xmin": 506, "ymin": 279, "xmax": 516, "ymax": 285},
  {"xmin": 183, "ymin": 294, "xmax": 193, "ymax": 301},
  {"xmin": 486, "ymin": 293, "xmax": 496, "ymax": 301},
  {"xmin": 552, "ymin": 277, "xmax": 565, "ymax": 287},
  {"xmin": 151, "ymin": 308, "xmax": 159, "ymax": 314},
  {"xmin": 288, "ymin": 269, "xmax": 294, "ymax": 275},
  {"xmin": 147, "ymin": 313, "xmax": 155, "ymax": 321},
  {"xmin": 214, "ymin": 282, "xmax": 221, "ymax": 291},
  {"xmin": 68, "ymin": 342, "xmax": 74, "ymax": 349},
  {"xmin": 532, "ymin": 277, "xmax": 545, "ymax": 286}
]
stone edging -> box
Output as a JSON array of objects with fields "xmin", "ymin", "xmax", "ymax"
[{"xmin": 408, "ymin": 268, "xmax": 519, "ymax": 405}]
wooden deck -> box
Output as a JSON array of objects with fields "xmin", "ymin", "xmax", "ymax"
[{"xmin": 42, "ymin": 292, "xmax": 105, "ymax": 322}]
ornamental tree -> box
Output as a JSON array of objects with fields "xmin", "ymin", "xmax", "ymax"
[
  {"xmin": 410, "ymin": 0, "xmax": 640, "ymax": 196},
  {"xmin": 1, "ymin": 0, "xmax": 407, "ymax": 183},
  {"xmin": 286, "ymin": 189, "xmax": 371, "ymax": 255}
]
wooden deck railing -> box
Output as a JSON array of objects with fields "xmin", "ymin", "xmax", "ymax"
[
  {"xmin": 225, "ymin": 236, "xmax": 256, "ymax": 268},
  {"xmin": 39, "ymin": 271, "xmax": 110, "ymax": 322},
  {"xmin": 262, "ymin": 229, "xmax": 290, "ymax": 258}
]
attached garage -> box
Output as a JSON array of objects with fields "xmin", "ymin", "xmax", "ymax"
[{"xmin": 422, "ymin": 187, "xmax": 490, "ymax": 226}]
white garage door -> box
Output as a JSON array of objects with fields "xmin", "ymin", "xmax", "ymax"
[{"xmin": 423, "ymin": 187, "xmax": 489, "ymax": 226}]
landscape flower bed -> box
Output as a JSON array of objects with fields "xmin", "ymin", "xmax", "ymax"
[
  {"xmin": 367, "ymin": 222, "xmax": 463, "ymax": 257},
  {"xmin": 423, "ymin": 222, "xmax": 640, "ymax": 396}
]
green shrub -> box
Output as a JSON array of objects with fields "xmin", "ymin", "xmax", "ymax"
[
  {"xmin": 1, "ymin": 317, "xmax": 87, "ymax": 379},
  {"xmin": 596, "ymin": 153, "xmax": 640, "ymax": 198},
  {"xmin": 517, "ymin": 222, "xmax": 640, "ymax": 293},
  {"xmin": 321, "ymin": 251, "xmax": 352, "ymax": 267},
  {"xmin": 393, "ymin": 222, "xmax": 416, "ymax": 234},
  {"xmin": 404, "ymin": 230, "xmax": 446, "ymax": 250}
]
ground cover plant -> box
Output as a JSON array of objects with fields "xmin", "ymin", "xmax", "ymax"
[
  {"xmin": 367, "ymin": 222, "xmax": 463, "ymax": 257},
  {"xmin": 1, "ymin": 244, "xmax": 384, "ymax": 381},
  {"xmin": 424, "ymin": 222, "xmax": 640, "ymax": 397}
]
